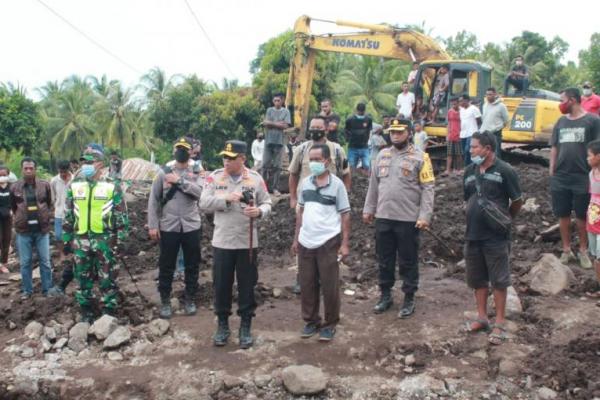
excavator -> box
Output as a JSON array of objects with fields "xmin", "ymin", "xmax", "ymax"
[{"xmin": 285, "ymin": 15, "xmax": 562, "ymax": 148}]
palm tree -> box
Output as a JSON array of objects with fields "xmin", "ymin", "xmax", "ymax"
[
  {"xmin": 138, "ymin": 67, "xmax": 182, "ymax": 105},
  {"xmin": 334, "ymin": 57, "xmax": 407, "ymax": 117}
]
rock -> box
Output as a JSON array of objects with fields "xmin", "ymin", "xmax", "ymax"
[
  {"xmin": 537, "ymin": 387, "xmax": 558, "ymax": 400},
  {"xmin": 254, "ymin": 374, "xmax": 272, "ymax": 388},
  {"xmin": 20, "ymin": 346, "xmax": 35, "ymax": 358},
  {"xmin": 489, "ymin": 286, "xmax": 522, "ymax": 317},
  {"xmin": 89, "ymin": 315, "xmax": 118, "ymax": 340},
  {"xmin": 103, "ymin": 326, "xmax": 131, "ymax": 349},
  {"xmin": 68, "ymin": 322, "xmax": 90, "ymax": 353},
  {"xmin": 522, "ymin": 198, "xmax": 539, "ymax": 213},
  {"xmin": 499, "ymin": 359, "xmax": 519, "ymax": 376},
  {"xmin": 171, "ymin": 298, "xmax": 180, "ymax": 311},
  {"xmin": 282, "ymin": 365, "xmax": 328, "ymax": 395},
  {"xmin": 107, "ymin": 351, "xmax": 123, "ymax": 361},
  {"xmin": 53, "ymin": 337, "xmax": 68, "ymax": 350},
  {"xmin": 40, "ymin": 337, "xmax": 53, "ymax": 353},
  {"xmin": 131, "ymin": 340, "xmax": 154, "ymax": 356},
  {"xmin": 272, "ymin": 288, "xmax": 282, "ymax": 298},
  {"xmin": 398, "ymin": 374, "xmax": 447, "ymax": 396},
  {"xmin": 44, "ymin": 326, "xmax": 57, "ymax": 342},
  {"xmin": 24, "ymin": 321, "xmax": 44, "ymax": 339},
  {"xmin": 148, "ymin": 319, "xmax": 170, "ymax": 337},
  {"xmin": 405, "ymin": 354, "xmax": 416, "ymax": 366},
  {"xmin": 13, "ymin": 377, "xmax": 38, "ymax": 396},
  {"xmin": 8, "ymin": 321, "xmax": 16, "ymax": 330},
  {"xmin": 527, "ymin": 254, "xmax": 574, "ymax": 295},
  {"xmin": 223, "ymin": 375, "xmax": 245, "ymax": 389}
]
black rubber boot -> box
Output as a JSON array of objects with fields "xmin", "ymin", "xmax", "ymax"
[
  {"xmin": 213, "ymin": 315, "xmax": 230, "ymax": 347},
  {"xmin": 80, "ymin": 307, "xmax": 95, "ymax": 323},
  {"xmin": 398, "ymin": 292, "xmax": 416, "ymax": 319},
  {"xmin": 239, "ymin": 316, "xmax": 254, "ymax": 349},
  {"xmin": 373, "ymin": 288, "xmax": 393, "ymax": 314},
  {"xmin": 159, "ymin": 298, "xmax": 172, "ymax": 319}
]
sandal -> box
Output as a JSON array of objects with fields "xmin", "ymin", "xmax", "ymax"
[
  {"xmin": 0, "ymin": 265, "xmax": 9, "ymax": 274},
  {"xmin": 464, "ymin": 318, "xmax": 490, "ymax": 333},
  {"xmin": 585, "ymin": 291, "xmax": 600, "ymax": 299},
  {"xmin": 488, "ymin": 323, "xmax": 508, "ymax": 345}
]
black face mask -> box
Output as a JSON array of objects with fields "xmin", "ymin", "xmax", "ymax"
[
  {"xmin": 174, "ymin": 148, "xmax": 190, "ymax": 163},
  {"xmin": 309, "ymin": 129, "xmax": 326, "ymax": 141},
  {"xmin": 191, "ymin": 154, "xmax": 202, "ymax": 161}
]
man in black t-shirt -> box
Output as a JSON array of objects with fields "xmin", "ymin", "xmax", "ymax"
[
  {"xmin": 550, "ymin": 87, "xmax": 600, "ymax": 268},
  {"xmin": 345, "ymin": 103, "xmax": 373, "ymax": 175},
  {"xmin": 319, "ymin": 99, "xmax": 341, "ymax": 143},
  {"xmin": 503, "ymin": 55, "xmax": 529, "ymax": 95},
  {"xmin": 463, "ymin": 131, "xmax": 522, "ymax": 345}
]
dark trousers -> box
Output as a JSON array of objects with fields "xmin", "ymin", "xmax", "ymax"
[
  {"xmin": 298, "ymin": 235, "xmax": 341, "ymax": 329},
  {"xmin": 213, "ymin": 247, "xmax": 258, "ymax": 318},
  {"xmin": 376, "ymin": 219, "xmax": 420, "ymax": 294},
  {"xmin": 504, "ymin": 77, "xmax": 529, "ymax": 95},
  {"xmin": 261, "ymin": 143, "xmax": 283, "ymax": 192},
  {"xmin": 158, "ymin": 229, "xmax": 201, "ymax": 300},
  {"xmin": 0, "ymin": 216, "xmax": 12, "ymax": 264},
  {"xmin": 493, "ymin": 129, "xmax": 503, "ymax": 159},
  {"xmin": 59, "ymin": 260, "xmax": 74, "ymax": 291},
  {"xmin": 461, "ymin": 137, "xmax": 472, "ymax": 166}
]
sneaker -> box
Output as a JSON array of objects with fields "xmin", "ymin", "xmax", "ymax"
[
  {"xmin": 318, "ymin": 326, "xmax": 336, "ymax": 342},
  {"xmin": 559, "ymin": 250, "xmax": 576, "ymax": 264},
  {"xmin": 159, "ymin": 302, "xmax": 172, "ymax": 319},
  {"xmin": 47, "ymin": 286, "xmax": 65, "ymax": 297},
  {"xmin": 20, "ymin": 293, "xmax": 31, "ymax": 301},
  {"xmin": 300, "ymin": 323, "xmax": 319, "ymax": 338},
  {"xmin": 578, "ymin": 252, "xmax": 593, "ymax": 270},
  {"xmin": 184, "ymin": 301, "xmax": 197, "ymax": 316},
  {"xmin": 273, "ymin": 190, "xmax": 281, "ymax": 196}
]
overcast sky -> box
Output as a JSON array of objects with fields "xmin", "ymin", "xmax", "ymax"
[{"xmin": 2, "ymin": 0, "xmax": 597, "ymax": 97}]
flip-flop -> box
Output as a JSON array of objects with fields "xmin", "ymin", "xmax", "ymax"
[
  {"xmin": 585, "ymin": 291, "xmax": 600, "ymax": 299},
  {"xmin": 488, "ymin": 323, "xmax": 508, "ymax": 345},
  {"xmin": 0, "ymin": 266, "xmax": 9, "ymax": 274},
  {"xmin": 464, "ymin": 318, "xmax": 490, "ymax": 333}
]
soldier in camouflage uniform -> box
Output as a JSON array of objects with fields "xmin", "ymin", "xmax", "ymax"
[{"xmin": 63, "ymin": 145, "xmax": 128, "ymax": 322}]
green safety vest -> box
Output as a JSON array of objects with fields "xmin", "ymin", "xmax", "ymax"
[{"xmin": 71, "ymin": 181, "xmax": 115, "ymax": 235}]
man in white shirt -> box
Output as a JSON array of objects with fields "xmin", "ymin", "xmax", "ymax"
[
  {"xmin": 459, "ymin": 94, "xmax": 482, "ymax": 165},
  {"xmin": 396, "ymin": 82, "xmax": 415, "ymax": 120},
  {"xmin": 251, "ymin": 132, "xmax": 265, "ymax": 171},
  {"xmin": 50, "ymin": 160, "xmax": 72, "ymax": 263},
  {"xmin": 407, "ymin": 62, "xmax": 419, "ymax": 85}
]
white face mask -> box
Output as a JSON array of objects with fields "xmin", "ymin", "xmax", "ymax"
[{"xmin": 583, "ymin": 88, "xmax": 593, "ymax": 96}]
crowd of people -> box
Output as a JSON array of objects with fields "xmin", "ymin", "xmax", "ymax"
[{"xmin": 1, "ymin": 73, "xmax": 600, "ymax": 351}]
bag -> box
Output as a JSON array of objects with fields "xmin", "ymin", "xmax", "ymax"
[{"xmin": 475, "ymin": 173, "xmax": 512, "ymax": 235}]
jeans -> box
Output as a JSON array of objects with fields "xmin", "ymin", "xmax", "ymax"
[
  {"xmin": 348, "ymin": 147, "xmax": 370, "ymax": 170},
  {"xmin": 461, "ymin": 137, "xmax": 472, "ymax": 166},
  {"xmin": 16, "ymin": 232, "xmax": 53, "ymax": 295},
  {"xmin": 176, "ymin": 248, "xmax": 185, "ymax": 273},
  {"xmin": 504, "ymin": 77, "xmax": 529, "ymax": 95}
]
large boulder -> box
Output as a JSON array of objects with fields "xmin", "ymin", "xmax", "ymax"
[
  {"xmin": 68, "ymin": 322, "xmax": 90, "ymax": 353},
  {"xmin": 398, "ymin": 374, "xmax": 447, "ymax": 397},
  {"xmin": 526, "ymin": 254, "xmax": 574, "ymax": 295},
  {"xmin": 147, "ymin": 319, "xmax": 170, "ymax": 337},
  {"xmin": 24, "ymin": 321, "xmax": 44, "ymax": 340},
  {"xmin": 88, "ymin": 315, "xmax": 118, "ymax": 340},
  {"xmin": 282, "ymin": 365, "xmax": 328, "ymax": 395}
]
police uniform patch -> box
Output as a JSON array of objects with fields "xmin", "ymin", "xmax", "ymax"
[
  {"xmin": 94, "ymin": 185, "xmax": 109, "ymax": 200},
  {"xmin": 74, "ymin": 186, "xmax": 87, "ymax": 200},
  {"xmin": 419, "ymin": 154, "xmax": 435, "ymax": 183}
]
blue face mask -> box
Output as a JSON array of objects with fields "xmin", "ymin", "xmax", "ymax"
[
  {"xmin": 471, "ymin": 155, "xmax": 485, "ymax": 165},
  {"xmin": 81, "ymin": 164, "xmax": 95, "ymax": 178},
  {"xmin": 355, "ymin": 114, "xmax": 365, "ymax": 119},
  {"xmin": 309, "ymin": 161, "xmax": 326, "ymax": 176}
]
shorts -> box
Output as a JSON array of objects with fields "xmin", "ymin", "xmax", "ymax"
[
  {"xmin": 551, "ymin": 189, "xmax": 590, "ymax": 219},
  {"xmin": 348, "ymin": 148, "xmax": 370, "ymax": 170},
  {"xmin": 447, "ymin": 140, "xmax": 462, "ymax": 156},
  {"xmin": 464, "ymin": 240, "xmax": 511, "ymax": 289},
  {"xmin": 588, "ymin": 232, "xmax": 600, "ymax": 259},
  {"xmin": 54, "ymin": 218, "xmax": 63, "ymax": 242}
]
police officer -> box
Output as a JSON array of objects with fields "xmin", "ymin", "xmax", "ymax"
[
  {"xmin": 63, "ymin": 145, "xmax": 128, "ymax": 322},
  {"xmin": 148, "ymin": 137, "xmax": 204, "ymax": 319},
  {"xmin": 200, "ymin": 140, "xmax": 272, "ymax": 349},
  {"xmin": 363, "ymin": 119, "xmax": 435, "ymax": 318}
]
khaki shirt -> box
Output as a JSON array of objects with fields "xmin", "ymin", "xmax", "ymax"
[
  {"xmin": 288, "ymin": 140, "xmax": 350, "ymax": 189},
  {"xmin": 363, "ymin": 145, "xmax": 435, "ymax": 223},
  {"xmin": 200, "ymin": 167, "xmax": 272, "ymax": 249}
]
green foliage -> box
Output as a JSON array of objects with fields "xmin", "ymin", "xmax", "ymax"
[
  {"xmin": 0, "ymin": 86, "xmax": 44, "ymax": 154},
  {"xmin": 444, "ymin": 31, "xmax": 481, "ymax": 59},
  {"xmin": 579, "ymin": 33, "xmax": 600, "ymax": 89}
]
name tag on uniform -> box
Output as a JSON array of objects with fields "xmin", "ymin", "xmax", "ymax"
[
  {"xmin": 94, "ymin": 185, "xmax": 109, "ymax": 200},
  {"xmin": 27, "ymin": 206, "xmax": 38, "ymax": 211}
]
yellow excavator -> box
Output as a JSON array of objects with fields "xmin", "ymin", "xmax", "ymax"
[{"xmin": 286, "ymin": 15, "xmax": 562, "ymax": 146}]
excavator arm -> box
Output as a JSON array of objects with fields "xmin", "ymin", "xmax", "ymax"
[{"xmin": 286, "ymin": 15, "xmax": 450, "ymax": 133}]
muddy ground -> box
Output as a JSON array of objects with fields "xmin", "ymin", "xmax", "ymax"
[{"xmin": 0, "ymin": 160, "xmax": 599, "ymax": 399}]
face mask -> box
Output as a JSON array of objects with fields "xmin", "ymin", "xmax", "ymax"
[
  {"xmin": 355, "ymin": 114, "xmax": 365, "ymax": 119},
  {"xmin": 174, "ymin": 148, "xmax": 190, "ymax": 163},
  {"xmin": 192, "ymin": 154, "xmax": 202, "ymax": 161},
  {"xmin": 559, "ymin": 101, "xmax": 571, "ymax": 115},
  {"xmin": 309, "ymin": 161, "xmax": 326, "ymax": 176},
  {"xmin": 471, "ymin": 155, "xmax": 485, "ymax": 165},
  {"xmin": 81, "ymin": 164, "xmax": 95, "ymax": 178},
  {"xmin": 583, "ymin": 88, "xmax": 593, "ymax": 96},
  {"xmin": 393, "ymin": 140, "xmax": 408, "ymax": 150},
  {"xmin": 309, "ymin": 129, "xmax": 326, "ymax": 141}
]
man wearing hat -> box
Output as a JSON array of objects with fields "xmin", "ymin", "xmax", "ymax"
[
  {"xmin": 582, "ymin": 82, "xmax": 600, "ymax": 116},
  {"xmin": 363, "ymin": 119, "xmax": 435, "ymax": 318},
  {"xmin": 62, "ymin": 144, "xmax": 128, "ymax": 322},
  {"xmin": 200, "ymin": 140, "xmax": 272, "ymax": 349},
  {"xmin": 148, "ymin": 137, "xmax": 204, "ymax": 319}
]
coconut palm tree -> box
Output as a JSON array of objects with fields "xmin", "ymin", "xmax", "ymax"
[{"xmin": 138, "ymin": 67, "xmax": 182, "ymax": 105}]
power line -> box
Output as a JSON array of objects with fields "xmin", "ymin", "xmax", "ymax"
[
  {"xmin": 35, "ymin": 0, "xmax": 142, "ymax": 75},
  {"xmin": 183, "ymin": 0, "xmax": 237, "ymax": 79}
]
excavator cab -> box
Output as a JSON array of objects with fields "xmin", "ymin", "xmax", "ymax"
[{"xmin": 413, "ymin": 61, "xmax": 492, "ymax": 129}]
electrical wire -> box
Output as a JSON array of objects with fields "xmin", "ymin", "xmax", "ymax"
[
  {"xmin": 182, "ymin": 0, "xmax": 236, "ymax": 79},
  {"xmin": 35, "ymin": 0, "xmax": 142, "ymax": 75}
]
